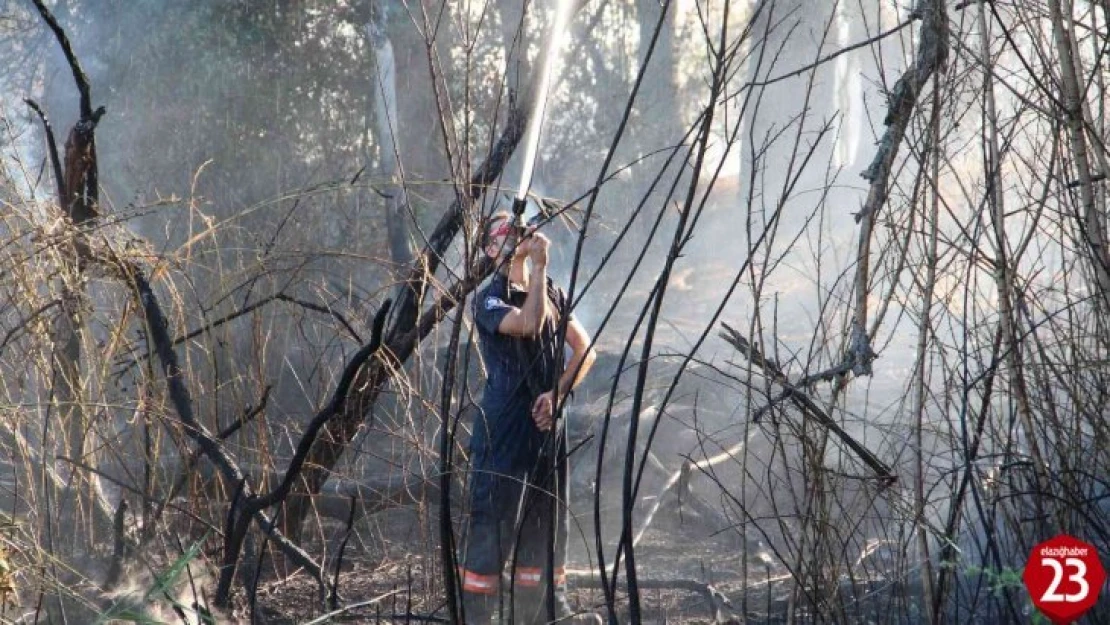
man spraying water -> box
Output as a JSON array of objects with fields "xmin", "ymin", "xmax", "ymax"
[
  {"xmin": 459, "ymin": 210, "xmax": 599, "ymax": 624},
  {"xmin": 458, "ymin": 1, "xmax": 595, "ymax": 619}
]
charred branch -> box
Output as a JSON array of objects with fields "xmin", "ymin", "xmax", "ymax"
[
  {"xmin": 249, "ymin": 300, "xmax": 391, "ymax": 511},
  {"xmin": 139, "ymin": 387, "xmax": 271, "ymax": 545},
  {"xmin": 60, "ymin": 110, "xmax": 102, "ymax": 224},
  {"xmin": 1066, "ymin": 172, "xmax": 1107, "ymax": 188},
  {"xmin": 28, "ymin": 0, "xmax": 93, "ymax": 119},
  {"xmin": 852, "ymin": 0, "xmax": 949, "ymax": 376},
  {"xmin": 0, "ymin": 300, "xmax": 60, "ymax": 357},
  {"xmin": 386, "ymin": 103, "xmax": 528, "ymax": 339},
  {"xmin": 329, "ymin": 495, "xmax": 359, "ymax": 609},
  {"xmin": 123, "ymin": 261, "xmax": 327, "ymax": 604},
  {"xmin": 29, "ymin": 0, "xmax": 105, "ymax": 223},
  {"xmin": 23, "ymin": 99, "xmax": 64, "ymax": 204},
  {"xmin": 720, "ymin": 323, "xmax": 895, "ymax": 483},
  {"xmin": 102, "ymin": 499, "xmax": 128, "ymax": 591},
  {"xmin": 115, "ymin": 292, "xmax": 361, "ymax": 378},
  {"xmin": 217, "ymin": 386, "xmax": 271, "ymax": 440}
]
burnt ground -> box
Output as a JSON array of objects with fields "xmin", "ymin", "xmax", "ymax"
[
  {"xmin": 248, "ymin": 501, "xmax": 760, "ymax": 624},
  {"xmin": 244, "ymin": 497, "xmax": 955, "ymax": 625},
  {"xmin": 243, "ymin": 359, "xmax": 929, "ymax": 624}
]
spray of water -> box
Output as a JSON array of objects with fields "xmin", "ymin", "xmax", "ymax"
[{"xmin": 516, "ymin": 0, "xmax": 576, "ymax": 201}]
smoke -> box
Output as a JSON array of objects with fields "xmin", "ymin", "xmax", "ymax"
[
  {"xmin": 834, "ymin": 2, "xmax": 862, "ymax": 168},
  {"xmin": 99, "ymin": 565, "xmax": 224, "ymax": 625},
  {"xmin": 11, "ymin": 1, "xmax": 1103, "ymax": 621}
]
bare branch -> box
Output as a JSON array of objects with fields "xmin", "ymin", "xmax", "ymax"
[
  {"xmin": 749, "ymin": 17, "xmax": 919, "ymax": 89},
  {"xmin": 23, "ymin": 99, "xmax": 64, "ymax": 204},
  {"xmin": 28, "ymin": 0, "xmax": 93, "ymax": 119},
  {"xmin": 720, "ymin": 323, "xmax": 895, "ymax": 482},
  {"xmin": 851, "ymin": 0, "xmax": 949, "ymax": 376},
  {"xmin": 250, "ymin": 300, "xmax": 391, "ymax": 510}
]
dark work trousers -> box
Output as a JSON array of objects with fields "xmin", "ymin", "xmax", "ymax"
[{"xmin": 460, "ymin": 435, "xmax": 569, "ymax": 621}]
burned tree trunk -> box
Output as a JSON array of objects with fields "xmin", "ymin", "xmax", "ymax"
[
  {"xmin": 28, "ymin": 0, "xmax": 111, "ymax": 548},
  {"xmin": 53, "ymin": 111, "xmax": 105, "ymax": 499},
  {"xmin": 366, "ymin": 7, "xmax": 413, "ymax": 270}
]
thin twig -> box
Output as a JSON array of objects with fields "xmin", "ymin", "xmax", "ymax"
[
  {"xmin": 329, "ymin": 495, "xmax": 359, "ymax": 609},
  {"xmin": 248, "ymin": 300, "xmax": 391, "ymax": 510},
  {"xmin": 115, "ymin": 293, "xmax": 362, "ymax": 377},
  {"xmin": 749, "ymin": 17, "xmax": 919, "ymax": 89}
]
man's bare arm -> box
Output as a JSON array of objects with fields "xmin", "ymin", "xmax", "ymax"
[
  {"xmin": 495, "ymin": 268, "xmax": 548, "ymax": 336},
  {"xmin": 496, "ymin": 234, "xmax": 550, "ymax": 337},
  {"xmin": 530, "ymin": 315, "xmax": 597, "ymax": 432},
  {"xmin": 557, "ymin": 316, "xmax": 597, "ymax": 400}
]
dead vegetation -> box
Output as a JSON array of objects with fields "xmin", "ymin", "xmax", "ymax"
[{"xmin": 1, "ymin": 0, "xmax": 1110, "ymax": 623}]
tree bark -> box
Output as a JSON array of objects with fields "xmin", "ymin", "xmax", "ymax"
[
  {"xmin": 52, "ymin": 117, "xmax": 105, "ymax": 525},
  {"xmin": 366, "ymin": 8, "xmax": 413, "ymax": 270}
]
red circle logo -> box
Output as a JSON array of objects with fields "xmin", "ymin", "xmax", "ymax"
[{"xmin": 1023, "ymin": 535, "xmax": 1106, "ymax": 624}]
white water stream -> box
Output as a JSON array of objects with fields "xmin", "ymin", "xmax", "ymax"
[{"xmin": 516, "ymin": 0, "xmax": 576, "ymax": 201}]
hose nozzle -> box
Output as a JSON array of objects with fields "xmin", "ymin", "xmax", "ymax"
[{"xmin": 510, "ymin": 197, "xmax": 529, "ymax": 232}]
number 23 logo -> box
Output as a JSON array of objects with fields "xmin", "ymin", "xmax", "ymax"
[{"xmin": 1040, "ymin": 557, "xmax": 1090, "ymax": 603}]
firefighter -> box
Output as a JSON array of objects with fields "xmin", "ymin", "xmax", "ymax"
[{"xmin": 460, "ymin": 211, "xmax": 599, "ymax": 624}]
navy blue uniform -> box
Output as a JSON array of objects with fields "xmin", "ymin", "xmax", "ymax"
[{"xmin": 461, "ymin": 271, "xmax": 571, "ymax": 605}]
